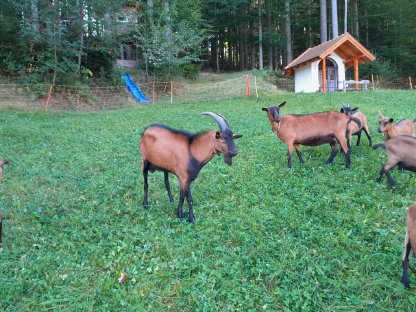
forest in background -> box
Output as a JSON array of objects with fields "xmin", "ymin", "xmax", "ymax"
[{"xmin": 0, "ymin": 0, "xmax": 415, "ymax": 85}]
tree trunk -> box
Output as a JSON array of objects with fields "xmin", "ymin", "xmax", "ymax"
[
  {"xmin": 320, "ymin": 0, "xmax": 327, "ymax": 43},
  {"xmin": 307, "ymin": 0, "xmax": 313, "ymax": 47},
  {"xmin": 163, "ymin": 0, "xmax": 172, "ymax": 44},
  {"xmin": 267, "ymin": 0, "xmax": 273, "ymax": 69},
  {"xmin": 353, "ymin": 0, "xmax": 359, "ymax": 39},
  {"xmin": 239, "ymin": 27, "xmax": 245, "ymax": 70},
  {"xmin": 258, "ymin": 0, "xmax": 263, "ymax": 70},
  {"xmin": 243, "ymin": 26, "xmax": 249, "ymax": 69},
  {"xmin": 284, "ymin": 0, "xmax": 292, "ymax": 64},
  {"xmin": 344, "ymin": 0, "xmax": 348, "ymax": 34},
  {"xmin": 331, "ymin": 0, "xmax": 339, "ymax": 38},
  {"xmin": 147, "ymin": 0, "xmax": 154, "ymax": 26}
]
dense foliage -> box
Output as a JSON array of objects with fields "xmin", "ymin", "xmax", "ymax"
[
  {"xmin": 1, "ymin": 91, "xmax": 416, "ymax": 310},
  {"xmin": 0, "ymin": 0, "xmax": 415, "ymax": 82}
]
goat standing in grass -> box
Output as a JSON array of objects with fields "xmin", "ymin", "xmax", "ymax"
[
  {"xmin": 372, "ymin": 135, "xmax": 416, "ymax": 187},
  {"xmin": 378, "ymin": 111, "xmax": 415, "ymax": 141},
  {"xmin": 402, "ymin": 204, "xmax": 416, "ymax": 288},
  {"xmin": 262, "ymin": 102, "xmax": 353, "ymax": 168},
  {"xmin": 340, "ymin": 104, "xmax": 372, "ymax": 147},
  {"xmin": 140, "ymin": 112, "xmax": 242, "ymax": 223}
]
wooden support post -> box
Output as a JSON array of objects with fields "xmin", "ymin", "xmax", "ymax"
[
  {"xmin": 371, "ymin": 74, "xmax": 375, "ymax": 91},
  {"xmin": 255, "ymin": 76, "xmax": 258, "ymax": 101},
  {"xmin": 409, "ymin": 76, "xmax": 413, "ymax": 90},
  {"xmin": 322, "ymin": 58, "xmax": 327, "ymax": 93},
  {"xmin": 354, "ymin": 58, "xmax": 359, "ymax": 90}
]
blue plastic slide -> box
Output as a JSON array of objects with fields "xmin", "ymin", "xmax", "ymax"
[{"xmin": 122, "ymin": 74, "xmax": 150, "ymax": 104}]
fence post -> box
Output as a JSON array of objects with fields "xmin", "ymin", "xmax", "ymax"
[
  {"xmin": 45, "ymin": 84, "xmax": 54, "ymax": 110},
  {"xmin": 371, "ymin": 74, "xmax": 375, "ymax": 91},
  {"xmin": 152, "ymin": 81, "xmax": 155, "ymax": 104},
  {"xmin": 409, "ymin": 77, "xmax": 413, "ymax": 90},
  {"xmin": 254, "ymin": 76, "xmax": 259, "ymax": 101},
  {"xmin": 170, "ymin": 81, "xmax": 173, "ymax": 104},
  {"xmin": 245, "ymin": 74, "xmax": 251, "ymax": 97}
]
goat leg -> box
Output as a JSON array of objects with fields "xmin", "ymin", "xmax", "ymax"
[
  {"xmin": 386, "ymin": 170, "xmax": 396, "ymax": 187},
  {"xmin": 402, "ymin": 238, "xmax": 411, "ymax": 288},
  {"xmin": 376, "ymin": 166, "xmax": 385, "ymax": 182},
  {"xmin": 363, "ymin": 128, "xmax": 372, "ymax": 146},
  {"xmin": 164, "ymin": 171, "xmax": 174, "ymax": 203},
  {"xmin": 142, "ymin": 161, "xmax": 150, "ymax": 208},
  {"xmin": 325, "ymin": 142, "xmax": 338, "ymax": 164},
  {"xmin": 287, "ymin": 145, "xmax": 294, "ymax": 168},
  {"xmin": 177, "ymin": 190, "xmax": 185, "ymax": 220},
  {"xmin": 356, "ymin": 131, "xmax": 362, "ymax": 146},
  {"xmin": 186, "ymin": 189, "xmax": 195, "ymax": 223},
  {"xmin": 294, "ymin": 144, "xmax": 304, "ymax": 163}
]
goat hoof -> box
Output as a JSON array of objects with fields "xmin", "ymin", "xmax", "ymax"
[
  {"xmin": 177, "ymin": 212, "xmax": 184, "ymax": 220},
  {"xmin": 189, "ymin": 215, "xmax": 195, "ymax": 223},
  {"xmin": 143, "ymin": 204, "xmax": 149, "ymax": 209}
]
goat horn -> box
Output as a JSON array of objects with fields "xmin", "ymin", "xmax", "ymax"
[
  {"xmin": 199, "ymin": 112, "xmax": 230, "ymax": 132},
  {"xmin": 378, "ymin": 111, "xmax": 384, "ymax": 118}
]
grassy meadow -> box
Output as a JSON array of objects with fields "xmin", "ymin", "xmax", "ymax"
[{"xmin": 1, "ymin": 90, "xmax": 416, "ymax": 311}]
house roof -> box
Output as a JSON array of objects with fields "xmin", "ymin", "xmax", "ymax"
[{"xmin": 285, "ymin": 32, "xmax": 376, "ymax": 75}]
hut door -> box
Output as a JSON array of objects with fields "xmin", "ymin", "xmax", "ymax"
[{"xmin": 319, "ymin": 58, "xmax": 338, "ymax": 92}]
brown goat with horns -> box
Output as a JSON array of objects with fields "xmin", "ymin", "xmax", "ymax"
[
  {"xmin": 262, "ymin": 102, "xmax": 354, "ymax": 168},
  {"xmin": 372, "ymin": 135, "xmax": 416, "ymax": 187},
  {"xmin": 340, "ymin": 104, "xmax": 372, "ymax": 147},
  {"xmin": 377, "ymin": 111, "xmax": 415, "ymax": 141},
  {"xmin": 140, "ymin": 112, "xmax": 242, "ymax": 223}
]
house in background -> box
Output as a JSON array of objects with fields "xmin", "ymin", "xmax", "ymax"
[
  {"xmin": 285, "ymin": 33, "xmax": 376, "ymax": 93},
  {"xmin": 116, "ymin": 2, "xmax": 140, "ymax": 68}
]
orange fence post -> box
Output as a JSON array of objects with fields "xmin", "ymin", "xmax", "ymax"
[
  {"xmin": 45, "ymin": 84, "xmax": 53, "ymax": 110},
  {"xmin": 245, "ymin": 74, "xmax": 251, "ymax": 97}
]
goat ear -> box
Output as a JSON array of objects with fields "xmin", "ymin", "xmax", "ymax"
[
  {"xmin": 278, "ymin": 101, "xmax": 286, "ymax": 107},
  {"xmin": 215, "ymin": 131, "xmax": 221, "ymax": 139},
  {"xmin": 261, "ymin": 107, "xmax": 268, "ymax": 111},
  {"xmin": 352, "ymin": 107, "xmax": 358, "ymax": 111},
  {"xmin": 340, "ymin": 108, "xmax": 344, "ymax": 113},
  {"xmin": 233, "ymin": 134, "xmax": 242, "ymax": 139},
  {"xmin": 389, "ymin": 118, "xmax": 394, "ymax": 123}
]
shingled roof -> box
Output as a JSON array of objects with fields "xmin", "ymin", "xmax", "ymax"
[{"xmin": 285, "ymin": 32, "xmax": 375, "ymax": 76}]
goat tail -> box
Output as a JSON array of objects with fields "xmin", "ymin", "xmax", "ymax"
[
  {"xmin": 372, "ymin": 143, "xmax": 385, "ymax": 150},
  {"xmin": 0, "ymin": 160, "xmax": 8, "ymax": 167}
]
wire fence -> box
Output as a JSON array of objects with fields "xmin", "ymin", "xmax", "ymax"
[{"xmin": 0, "ymin": 75, "xmax": 414, "ymax": 111}]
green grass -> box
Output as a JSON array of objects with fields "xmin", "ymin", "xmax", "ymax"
[{"xmin": 1, "ymin": 90, "xmax": 416, "ymax": 311}]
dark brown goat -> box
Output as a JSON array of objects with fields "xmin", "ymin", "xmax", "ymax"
[
  {"xmin": 140, "ymin": 112, "xmax": 242, "ymax": 223},
  {"xmin": 262, "ymin": 102, "xmax": 353, "ymax": 168},
  {"xmin": 340, "ymin": 104, "xmax": 372, "ymax": 146},
  {"xmin": 378, "ymin": 111, "xmax": 415, "ymax": 141},
  {"xmin": 372, "ymin": 135, "xmax": 416, "ymax": 187},
  {"xmin": 0, "ymin": 160, "xmax": 8, "ymax": 179},
  {"xmin": 402, "ymin": 203, "xmax": 416, "ymax": 288}
]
